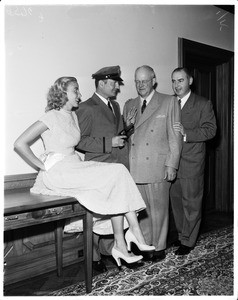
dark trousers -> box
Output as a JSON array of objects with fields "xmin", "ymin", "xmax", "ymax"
[
  {"xmin": 93, "ymin": 233, "xmax": 114, "ymax": 261},
  {"xmin": 170, "ymin": 175, "xmax": 204, "ymax": 247}
]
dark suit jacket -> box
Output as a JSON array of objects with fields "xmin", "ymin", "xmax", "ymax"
[
  {"xmin": 178, "ymin": 92, "xmax": 217, "ymax": 179},
  {"xmin": 75, "ymin": 93, "xmax": 129, "ymax": 168}
]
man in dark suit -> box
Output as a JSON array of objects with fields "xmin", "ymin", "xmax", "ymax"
[
  {"xmin": 123, "ymin": 65, "xmax": 182, "ymax": 262},
  {"xmin": 170, "ymin": 67, "xmax": 217, "ymax": 255},
  {"xmin": 75, "ymin": 66, "xmax": 128, "ymax": 272}
]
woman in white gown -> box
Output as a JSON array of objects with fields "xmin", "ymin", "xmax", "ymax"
[{"xmin": 14, "ymin": 76, "xmax": 155, "ymax": 267}]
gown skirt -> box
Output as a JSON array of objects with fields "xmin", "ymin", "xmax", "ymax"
[{"xmin": 31, "ymin": 153, "xmax": 146, "ymax": 235}]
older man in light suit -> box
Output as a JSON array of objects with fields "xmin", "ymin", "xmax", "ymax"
[{"xmin": 123, "ymin": 65, "xmax": 182, "ymax": 261}]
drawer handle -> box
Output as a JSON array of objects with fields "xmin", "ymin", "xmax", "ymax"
[
  {"xmin": 5, "ymin": 216, "xmax": 18, "ymax": 221},
  {"xmin": 42, "ymin": 208, "xmax": 63, "ymax": 218},
  {"xmin": 50, "ymin": 208, "xmax": 63, "ymax": 215}
]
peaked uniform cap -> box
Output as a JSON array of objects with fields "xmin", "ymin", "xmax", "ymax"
[{"xmin": 92, "ymin": 65, "xmax": 123, "ymax": 82}]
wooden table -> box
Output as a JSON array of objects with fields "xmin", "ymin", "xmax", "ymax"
[{"xmin": 4, "ymin": 188, "xmax": 93, "ymax": 293}]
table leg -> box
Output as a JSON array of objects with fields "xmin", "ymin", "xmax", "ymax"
[
  {"xmin": 54, "ymin": 220, "xmax": 63, "ymax": 277},
  {"xmin": 84, "ymin": 211, "xmax": 93, "ymax": 293}
]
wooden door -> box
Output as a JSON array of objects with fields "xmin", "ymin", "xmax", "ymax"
[{"xmin": 178, "ymin": 38, "xmax": 234, "ymax": 212}]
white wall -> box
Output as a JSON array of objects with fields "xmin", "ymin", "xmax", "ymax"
[{"xmin": 4, "ymin": 4, "xmax": 234, "ymax": 175}]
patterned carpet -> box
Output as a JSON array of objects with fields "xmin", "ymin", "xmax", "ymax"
[{"xmin": 49, "ymin": 226, "xmax": 233, "ymax": 296}]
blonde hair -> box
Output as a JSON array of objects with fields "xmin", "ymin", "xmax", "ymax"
[{"xmin": 45, "ymin": 77, "xmax": 77, "ymax": 112}]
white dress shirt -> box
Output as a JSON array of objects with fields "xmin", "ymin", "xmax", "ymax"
[
  {"xmin": 178, "ymin": 90, "xmax": 191, "ymax": 109},
  {"xmin": 140, "ymin": 89, "xmax": 155, "ymax": 107}
]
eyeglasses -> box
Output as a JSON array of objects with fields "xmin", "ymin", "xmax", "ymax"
[{"xmin": 134, "ymin": 79, "xmax": 153, "ymax": 85}]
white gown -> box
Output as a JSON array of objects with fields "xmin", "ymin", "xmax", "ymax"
[{"xmin": 30, "ymin": 109, "xmax": 146, "ymax": 234}]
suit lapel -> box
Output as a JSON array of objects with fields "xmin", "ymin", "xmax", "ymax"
[
  {"xmin": 111, "ymin": 100, "xmax": 121, "ymax": 129},
  {"xmin": 182, "ymin": 92, "xmax": 196, "ymax": 115},
  {"xmin": 92, "ymin": 93, "xmax": 116, "ymax": 123},
  {"xmin": 135, "ymin": 91, "xmax": 161, "ymax": 129}
]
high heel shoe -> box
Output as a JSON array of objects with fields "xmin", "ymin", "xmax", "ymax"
[
  {"xmin": 111, "ymin": 247, "xmax": 143, "ymax": 267},
  {"xmin": 125, "ymin": 229, "xmax": 155, "ymax": 252}
]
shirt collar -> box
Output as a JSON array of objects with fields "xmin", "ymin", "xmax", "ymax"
[
  {"xmin": 177, "ymin": 90, "xmax": 191, "ymax": 108},
  {"xmin": 140, "ymin": 89, "xmax": 155, "ymax": 105},
  {"xmin": 95, "ymin": 92, "xmax": 109, "ymax": 106}
]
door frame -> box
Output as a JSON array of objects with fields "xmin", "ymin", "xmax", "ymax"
[{"xmin": 178, "ymin": 37, "xmax": 234, "ymax": 212}]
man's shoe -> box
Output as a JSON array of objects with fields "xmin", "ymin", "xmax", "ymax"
[
  {"xmin": 142, "ymin": 252, "xmax": 154, "ymax": 261},
  {"xmin": 175, "ymin": 245, "xmax": 192, "ymax": 256},
  {"xmin": 92, "ymin": 260, "xmax": 107, "ymax": 273},
  {"xmin": 151, "ymin": 250, "xmax": 166, "ymax": 262},
  {"xmin": 172, "ymin": 240, "xmax": 181, "ymax": 247},
  {"xmin": 143, "ymin": 250, "xmax": 166, "ymax": 262}
]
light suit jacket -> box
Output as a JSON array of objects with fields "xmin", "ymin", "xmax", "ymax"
[
  {"xmin": 178, "ymin": 92, "xmax": 217, "ymax": 179},
  {"xmin": 75, "ymin": 93, "xmax": 129, "ymax": 168},
  {"xmin": 123, "ymin": 91, "xmax": 182, "ymax": 183}
]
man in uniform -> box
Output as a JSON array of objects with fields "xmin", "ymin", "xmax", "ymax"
[{"xmin": 76, "ymin": 66, "xmax": 128, "ymax": 272}]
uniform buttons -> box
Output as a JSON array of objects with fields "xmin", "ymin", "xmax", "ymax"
[
  {"xmin": 146, "ymin": 143, "xmax": 149, "ymax": 145},
  {"xmin": 151, "ymin": 129, "xmax": 154, "ymax": 132},
  {"xmin": 132, "ymin": 143, "xmax": 135, "ymax": 146},
  {"xmin": 146, "ymin": 157, "xmax": 149, "ymax": 160}
]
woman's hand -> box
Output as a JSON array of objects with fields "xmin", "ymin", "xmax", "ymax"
[{"xmin": 126, "ymin": 106, "xmax": 137, "ymax": 126}]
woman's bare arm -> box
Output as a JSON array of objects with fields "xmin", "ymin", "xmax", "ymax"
[{"xmin": 14, "ymin": 121, "xmax": 48, "ymax": 171}]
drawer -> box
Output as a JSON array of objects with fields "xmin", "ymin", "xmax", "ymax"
[{"xmin": 4, "ymin": 204, "xmax": 86, "ymax": 231}]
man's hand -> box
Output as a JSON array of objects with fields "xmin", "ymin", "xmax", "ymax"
[
  {"xmin": 164, "ymin": 166, "xmax": 177, "ymax": 182},
  {"xmin": 126, "ymin": 106, "xmax": 137, "ymax": 126},
  {"xmin": 173, "ymin": 122, "xmax": 185, "ymax": 136},
  {"xmin": 112, "ymin": 135, "xmax": 127, "ymax": 148}
]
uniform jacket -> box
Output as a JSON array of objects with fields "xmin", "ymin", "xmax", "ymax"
[
  {"xmin": 123, "ymin": 91, "xmax": 182, "ymax": 183},
  {"xmin": 75, "ymin": 93, "xmax": 129, "ymax": 168},
  {"xmin": 178, "ymin": 92, "xmax": 217, "ymax": 178}
]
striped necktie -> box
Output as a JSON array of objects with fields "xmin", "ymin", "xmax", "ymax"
[
  {"xmin": 107, "ymin": 101, "xmax": 113, "ymax": 111},
  {"xmin": 141, "ymin": 99, "xmax": 147, "ymax": 114}
]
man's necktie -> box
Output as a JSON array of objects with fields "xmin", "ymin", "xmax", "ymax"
[
  {"xmin": 141, "ymin": 99, "xmax": 147, "ymax": 114},
  {"xmin": 178, "ymin": 99, "xmax": 181, "ymax": 109},
  {"xmin": 107, "ymin": 101, "xmax": 113, "ymax": 111}
]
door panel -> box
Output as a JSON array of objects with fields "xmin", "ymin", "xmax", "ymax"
[
  {"xmin": 189, "ymin": 67, "xmax": 216, "ymax": 211},
  {"xmin": 178, "ymin": 38, "xmax": 234, "ymax": 212}
]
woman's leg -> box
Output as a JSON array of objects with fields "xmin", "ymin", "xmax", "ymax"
[
  {"xmin": 125, "ymin": 211, "xmax": 147, "ymax": 244},
  {"xmin": 110, "ymin": 212, "xmax": 154, "ymax": 267},
  {"xmin": 111, "ymin": 214, "xmax": 135, "ymax": 257},
  {"xmin": 111, "ymin": 211, "xmax": 148, "ymax": 252}
]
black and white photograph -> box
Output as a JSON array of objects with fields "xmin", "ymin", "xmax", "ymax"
[{"xmin": 2, "ymin": 0, "xmax": 236, "ymax": 298}]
